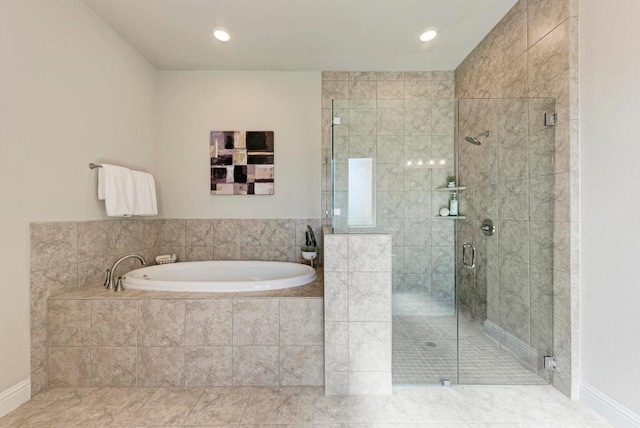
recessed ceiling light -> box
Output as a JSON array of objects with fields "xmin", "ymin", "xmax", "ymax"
[
  {"xmin": 419, "ymin": 27, "xmax": 438, "ymax": 42},
  {"xmin": 212, "ymin": 27, "xmax": 231, "ymax": 42}
]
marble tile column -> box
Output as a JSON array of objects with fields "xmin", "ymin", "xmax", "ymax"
[{"xmin": 323, "ymin": 228, "xmax": 392, "ymax": 395}]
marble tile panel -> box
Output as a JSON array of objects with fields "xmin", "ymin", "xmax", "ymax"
[
  {"xmin": 377, "ymin": 80, "xmax": 404, "ymax": 98},
  {"xmin": 432, "ymin": 99, "xmax": 455, "ymax": 135},
  {"xmin": 130, "ymin": 387, "xmax": 203, "ymax": 425},
  {"xmin": 325, "ymin": 321, "xmax": 349, "ymax": 373},
  {"xmin": 404, "ymin": 191, "xmax": 430, "ymax": 219},
  {"xmin": 499, "ymin": 53, "xmax": 528, "ymax": 98},
  {"xmin": 30, "ymin": 222, "xmax": 77, "ymax": 272},
  {"xmin": 77, "ymin": 220, "xmax": 110, "ymax": 261},
  {"xmin": 322, "ymin": 71, "xmax": 349, "ymax": 80},
  {"xmin": 185, "ymin": 219, "xmax": 214, "ymax": 246},
  {"xmin": 214, "ymin": 244, "xmax": 242, "ymax": 260},
  {"xmin": 321, "ymin": 80, "xmax": 349, "ymax": 108},
  {"xmin": 74, "ymin": 387, "xmax": 154, "ymax": 426},
  {"xmin": 404, "ymin": 167, "xmax": 427, "ymax": 191},
  {"xmin": 185, "ymin": 299, "xmax": 232, "ymax": 346},
  {"xmin": 325, "ymin": 372, "xmax": 349, "ymax": 395},
  {"xmin": 349, "ymin": 322, "xmax": 391, "ymax": 372},
  {"xmin": 432, "ymin": 246, "xmax": 454, "ymax": 274},
  {"xmin": 376, "ymin": 191, "xmax": 405, "ymax": 219},
  {"xmin": 497, "ymin": 98, "xmax": 529, "ymax": 144},
  {"xmin": 404, "ymin": 108, "xmax": 431, "ymax": 136},
  {"xmin": 137, "ymin": 347, "xmax": 185, "ymax": 386},
  {"xmin": 213, "ymin": 219, "xmax": 244, "ymax": 246},
  {"xmin": 279, "ymin": 345, "xmax": 324, "ymax": 386},
  {"xmin": 347, "ymin": 234, "xmax": 391, "ymax": 272},
  {"xmin": 30, "ymin": 264, "xmax": 78, "ymax": 320},
  {"xmin": 349, "ymin": 80, "xmax": 377, "ymax": 99},
  {"xmin": 324, "ymin": 271, "xmax": 349, "ymax": 321},
  {"xmin": 241, "ymin": 245, "xmax": 270, "ymax": 261},
  {"xmin": 280, "ymin": 299, "xmax": 324, "ymax": 345},
  {"xmin": 77, "ymin": 256, "xmax": 111, "ymax": 287},
  {"xmin": 404, "ymin": 135, "xmax": 431, "ymax": 163},
  {"xmin": 90, "ymin": 347, "xmax": 137, "ymax": 386},
  {"xmin": 324, "ymin": 235, "xmax": 348, "ymax": 272},
  {"xmin": 529, "ymin": 0, "xmax": 573, "ymax": 47},
  {"xmin": 91, "ymin": 299, "xmax": 138, "ymax": 346},
  {"xmin": 530, "ymin": 172, "xmax": 569, "ymax": 222},
  {"xmin": 375, "ymin": 136, "xmax": 402, "ymax": 164},
  {"xmin": 269, "ymin": 219, "xmax": 297, "ymax": 247},
  {"xmin": 348, "ymin": 272, "xmax": 391, "ymax": 322},
  {"xmin": 349, "ymin": 372, "xmax": 392, "ymax": 395},
  {"xmin": 350, "ymin": 98, "xmax": 377, "ymax": 108},
  {"xmin": 48, "ymin": 347, "xmax": 90, "ymax": 387},
  {"xmin": 377, "ymin": 108, "xmax": 404, "ymax": 135},
  {"xmin": 107, "ymin": 219, "xmax": 140, "ymax": 255},
  {"xmin": 233, "ymin": 299, "xmax": 279, "ymax": 345},
  {"xmin": 498, "ymin": 178, "xmax": 529, "ymax": 220},
  {"xmin": 350, "ymin": 136, "xmax": 376, "ymax": 159},
  {"xmin": 498, "ymin": 8, "xmax": 527, "ymax": 68},
  {"xmin": 376, "ymin": 163, "xmax": 404, "ymax": 191},
  {"xmin": 138, "ymin": 299, "xmax": 185, "ymax": 346},
  {"xmin": 433, "ymin": 80, "xmax": 454, "ymax": 98},
  {"xmin": 404, "ymin": 246, "xmax": 431, "ymax": 274},
  {"xmin": 432, "ymin": 273, "xmax": 455, "ymax": 302},
  {"xmin": 232, "ymin": 346, "xmax": 279, "ymax": 386},
  {"xmin": 402, "ymin": 220, "xmax": 429, "ymax": 248},
  {"xmin": 529, "ymin": 265, "xmax": 554, "ymax": 355},
  {"xmin": 404, "ymin": 79, "xmax": 432, "ymax": 98},
  {"xmin": 241, "ymin": 219, "xmax": 270, "ymax": 247},
  {"xmin": 498, "ymin": 258, "xmax": 530, "ymax": 343},
  {"xmin": 185, "ymin": 245, "xmax": 214, "ymax": 261},
  {"xmin": 528, "ymin": 20, "xmax": 570, "ymax": 92},
  {"xmin": 377, "ymin": 98, "xmax": 405, "ymax": 109},
  {"xmin": 240, "ymin": 386, "xmax": 304, "ymax": 424},
  {"xmin": 498, "ymin": 220, "xmax": 529, "ymax": 262},
  {"xmin": 349, "ymin": 108, "xmax": 377, "ymax": 136},
  {"xmin": 48, "ymin": 299, "xmax": 90, "ymax": 346},
  {"xmin": 529, "ymin": 221, "xmax": 554, "ymax": 269},
  {"xmin": 155, "ymin": 219, "xmax": 185, "ymax": 247},
  {"xmin": 185, "ymin": 346, "xmax": 233, "ymax": 386},
  {"xmin": 184, "ymin": 386, "xmax": 252, "ymax": 425}
]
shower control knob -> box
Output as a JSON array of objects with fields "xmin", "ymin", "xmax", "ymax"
[{"xmin": 480, "ymin": 219, "xmax": 495, "ymax": 236}]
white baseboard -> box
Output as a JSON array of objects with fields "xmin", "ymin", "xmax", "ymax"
[
  {"xmin": 0, "ymin": 378, "xmax": 30, "ymax": 418},
  {"xmin": 483, "ymin": 320, "xmax": 539, "ymax": 369},
  {"xmin": 580, "ymin": 381, "xmax": 640, "ymax": 427}
]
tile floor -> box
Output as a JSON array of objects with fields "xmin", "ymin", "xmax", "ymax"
[
  {"xmin": 0, "ymin": 384, "xmax": 609, "ymax": 427},
  {"xmin": 393, "ymin": 293, "xmax": 548, "ymax": 385}
]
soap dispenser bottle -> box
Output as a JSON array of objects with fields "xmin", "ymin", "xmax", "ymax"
[{"xmin": 449, "ymin": 193, "xmax": 458, "ymax": 216}]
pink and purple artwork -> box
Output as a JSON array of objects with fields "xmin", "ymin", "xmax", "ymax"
[{"xmin": 210, "ymin": 131, "xmax": 274, "ymax": 195}]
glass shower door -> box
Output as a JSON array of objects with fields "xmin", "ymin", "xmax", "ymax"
[{"xmin": 456, "ymin": 97, "xmax": 556, "ymax": 385}]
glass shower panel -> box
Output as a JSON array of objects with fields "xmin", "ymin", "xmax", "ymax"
[
  {"xmin": 456, "ymin": 97, "xmax": 555, "ymax": 385},
  {"xmin": 330, "ymin": 97, "xmax": 461, "ymax": 386}
]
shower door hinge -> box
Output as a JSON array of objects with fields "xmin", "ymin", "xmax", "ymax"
[
  {"xmin": 442, "ymin": 379, "xmax": 452, "ymax": 387},
  {"xmin": 545, "ymin": 113, "xmax": 558, "ymax": 126},
  {"xmin": 333, "ymin": 117, "xmax": 341, "ymax": 125},
  {"xmin": 544, "ymin": 356, "xmax": 557, "ymax": 371}
]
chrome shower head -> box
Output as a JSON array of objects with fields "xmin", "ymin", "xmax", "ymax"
[{"xmin": 465, "ymin": 130, "xmax": 491, "ymax": 145}]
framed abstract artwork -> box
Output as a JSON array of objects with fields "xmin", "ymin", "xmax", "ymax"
[{"xmin": 210, "ymin": 131, "xmax": 274, "ymax": 195}]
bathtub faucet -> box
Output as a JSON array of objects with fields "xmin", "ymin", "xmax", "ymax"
[{"xmin": 104, "ymin": 254, "xmax": 146, "ymax": 292}]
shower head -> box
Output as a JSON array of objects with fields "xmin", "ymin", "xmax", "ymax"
[{"xmin": 465, "ymin": 130, "xmax": 491, "ymax": 145}]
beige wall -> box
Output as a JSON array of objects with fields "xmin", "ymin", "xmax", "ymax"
[
  {"xmin": 580, "ymin": 0, "xmax": 640, "ymax": 418},
  {"xmin": 455, "ymin": 0, "xmax": 579, "ymax": 397},
  {"xmin": 157, "ymin": 71, "xmax": 321, "ymax": 219},
  {"xmin": 0, "ymin": 0, "xmax": 157, "ymax": 396}
]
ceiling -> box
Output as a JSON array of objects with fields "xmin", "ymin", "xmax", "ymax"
[{"xmin": 81, "ymin": 0, "xmax": 517, "ymax": 71}]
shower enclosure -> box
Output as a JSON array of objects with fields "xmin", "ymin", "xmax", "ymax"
[{"xmin": 326, "ymin": 95, "xmax": 557, "ymax": 386}]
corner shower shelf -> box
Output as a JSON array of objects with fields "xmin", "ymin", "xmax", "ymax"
[
  {"xmin": 434, "ymin": 185, "xmax": 466, "ymax": 192},
  {"xmin": 435, "ymin": 215, "xmax": 466, "ymax": 220}
]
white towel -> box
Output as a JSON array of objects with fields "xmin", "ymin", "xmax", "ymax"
[
  {"xmin": 98, "ymin": 164, "xmax": 134, "ymax": 217},
  {"xmin": 131, "ymin": 170, "xmax": 158, "ymax": 216}
]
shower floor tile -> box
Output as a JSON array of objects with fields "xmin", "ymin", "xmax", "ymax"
[{"xmin": 392, "ymin": 293, "xmax": 549, "ymax": 386}]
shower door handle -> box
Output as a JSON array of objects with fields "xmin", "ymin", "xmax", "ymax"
[{"xmin": 462, "ymin": 242, "xmax": 476, "ymax": 269}]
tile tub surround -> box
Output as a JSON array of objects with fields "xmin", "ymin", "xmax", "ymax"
[
  {"xmin": 45, "ymin": 275, "xmax": 324, "ymax": 388},
  {"xmin": 29, "ymin": 218, "xmax": 322, "ymax": 396},
  {"xmin": 323, "ymin": 230, "xmax": 393, "ymax": 395},
  {"xmin": 0, "ymin": 384, "xmax": 609, "ymax": 427},
  {"xmin": 455, "ymin": 0, "xmax": 579, "ymax": 397}
]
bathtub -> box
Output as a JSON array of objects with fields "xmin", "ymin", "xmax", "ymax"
[{"xmin": 121, "ymin": 260, "xmax": 317, "ymax": 292}]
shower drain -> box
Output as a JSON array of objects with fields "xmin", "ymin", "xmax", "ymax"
[{"xmin": 423, "ymin": 341, "xmax": 437, "ymax": 348}]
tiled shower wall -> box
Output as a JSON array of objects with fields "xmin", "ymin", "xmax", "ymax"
[
  {"xmin": 320, "ymin": 71, "xmax": 457, "ymax": 305},
  {"xmin": 455, "ymin": 0, "xmax": 579, "ymax": 397},
  {"xmin": 29, "ymin": 218, "xmax": 322, "ymax": 396}
]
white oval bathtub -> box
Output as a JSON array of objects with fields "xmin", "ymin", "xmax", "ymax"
[{"xmin": 122, "ymin": 261, "xmax": 317, "ymax": 292}]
